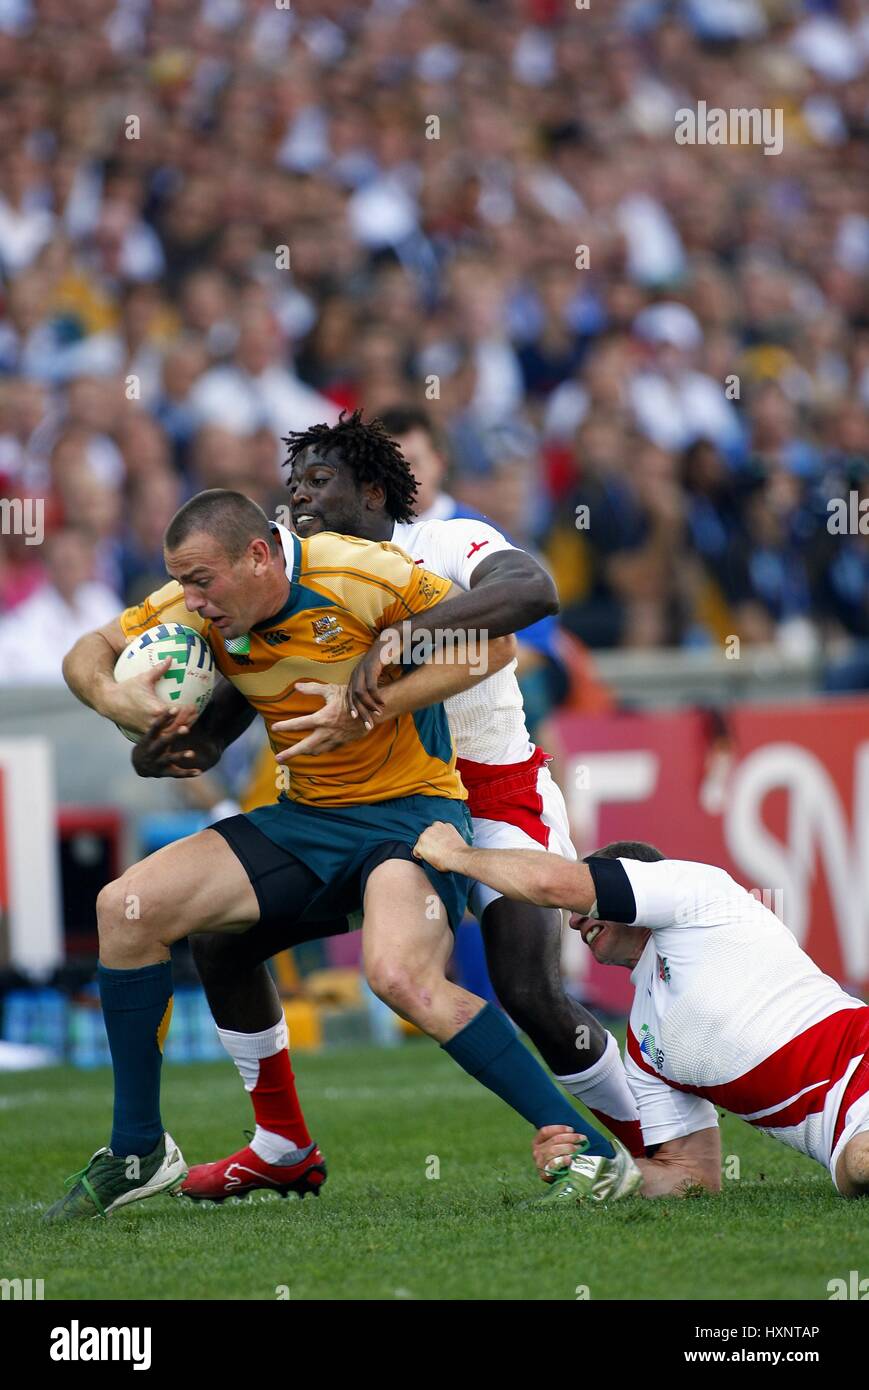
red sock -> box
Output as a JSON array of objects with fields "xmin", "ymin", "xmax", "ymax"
[
  {"xmin": 588, "ymin": 1107, "xmax": 645, "ymax": 1159},
  {"xmin": 252, "ymin": 1050, "xmax": 311, "ymax": 1148}
]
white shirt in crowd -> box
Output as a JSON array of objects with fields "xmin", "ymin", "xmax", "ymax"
[
  {"xmin": 0, "ymin": 582, "xmax": 120, "ymax": 684},
  {"xmin": 190, "ymin": 365, "xmax": 338, "ymax": 439}
]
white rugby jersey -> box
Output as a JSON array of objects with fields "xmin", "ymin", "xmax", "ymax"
[
  {"xmin": 391, "ymin": 517, "xmax": 534, "ymax": 765},
  {"xmin": 590, "ymin": 858, "xmax": 869, "ymax": 1182}
]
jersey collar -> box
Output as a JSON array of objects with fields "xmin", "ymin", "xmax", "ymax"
[
  {"xmin": 252, "ymin": 521, "xmax": 301, "ymax": 631},
  {"xmin": 273, "ymin": 521, "xmax": 300, "ymax": 583},
  {"xmin": 630, "ymin": 933, "xmax": 656, "ymax": 988}
]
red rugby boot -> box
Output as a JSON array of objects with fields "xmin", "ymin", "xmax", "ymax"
[{"xmin": 181, "ymin": 1140, "xmax": 326, "ymax": 1202}]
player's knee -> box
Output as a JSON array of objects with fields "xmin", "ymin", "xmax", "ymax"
[
  {"xmin": 96, "ymin": 877, "xmax": 130, "ymax": 934},
  {"xmin": 96, "ymin": 875, "xmax": 160, "ymax": 946},
  {"xmin": 365, "ymin": 957, "xmax": 411, "ymax": 1006},
  {"xmin": 366, "ymin": 958, "xmax": 430, "ymax": 1017}
]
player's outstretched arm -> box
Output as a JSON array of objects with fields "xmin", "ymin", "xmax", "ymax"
[
  {"xmin": 348, "ymin": 551, "xmax": 558, "ymax": 721},
  {"xmin": 63, "ymin": 617, "xmax": 174, "ymax": 737},
  {"xmin": 413, "ymin": 823, "xmax": 597, "ymax": 911}
]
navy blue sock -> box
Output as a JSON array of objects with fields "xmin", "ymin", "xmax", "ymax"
[
  {"xmin": 98, "ymin": 961, "xmax": 173, "ymax": 1158},
  {"xmin": 443, "ymin": 1003, "xmax": 615, "ymax": 1158}
]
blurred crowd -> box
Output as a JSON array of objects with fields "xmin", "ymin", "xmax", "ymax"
[{"xmin": 0, "ymin": 0, "xmax": 868, "ymax": 692}]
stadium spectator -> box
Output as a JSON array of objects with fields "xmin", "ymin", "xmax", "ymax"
[
  {"xmin": 52, "ymin": 450, "xmax": 125, "ymax": 597},
  {"xmin": 0, "ymin": 376, "xmax": 51, "ymax": 489},
  {"xmin": 379, "ymin": 405, "xmax": 469, "ymax": 524},
  {"xmin": 189, "ymin": 304, "xmax": 338, "ymax": 438},
  {"xmin": 118, "ymin": 468, "xmax": 183, "ymax": 605},
  {"xmin": 0, "ymin": 150, "xmax": 54, "ymax": 275},
  {"xmin": 149, "ymin": 337, "xmax": 209, "ymax": 472},
  {"xmin": 0, "ymin": 527, "xmax": 120, "ymax": 682},
  {"xmin": 0, "ymin": 0, "xmax": 864, "ymax": 693},
  {"xmin": 629, "ymin": 302, "xmax": 744, "ymax": 459}
]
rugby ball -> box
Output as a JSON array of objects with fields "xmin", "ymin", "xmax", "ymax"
[{"xmin": 113, "ymin": 622, "xmax": 216, "ymax": 743}]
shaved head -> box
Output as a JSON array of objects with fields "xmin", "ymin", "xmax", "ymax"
[{"xmin": 164, "ymin": 489, "xmax": 278, "ymax": 562}]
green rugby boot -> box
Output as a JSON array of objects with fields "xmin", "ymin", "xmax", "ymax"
[
  {"xmin": 43, "ymin": 1132, "xmax": 187, "ymax": 1222},
  {"xmin": 536, "ymin": 1137, "xmax": 643, "ymax": 1206}
]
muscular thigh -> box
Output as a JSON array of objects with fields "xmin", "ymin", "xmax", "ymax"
[
  {"xmin": 362, "ymin": 858, "xmax": 453, "ymax": 978},
  {"xmin": 120, "ymin": 828, "xmax": 261, "ymax": 943}
]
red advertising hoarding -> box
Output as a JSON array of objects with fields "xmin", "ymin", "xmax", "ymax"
[{"xmin": 550, "ymin": 696, "xmax": 869, "ymax": 1006}]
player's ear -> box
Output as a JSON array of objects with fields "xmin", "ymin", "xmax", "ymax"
[
  {"xmin": 248, "ymin": 537, "xmax": 274, "ymax": 571},
  {"xmin": 363, "ymin": 481, "xmax": 387, "ymax": 513}
]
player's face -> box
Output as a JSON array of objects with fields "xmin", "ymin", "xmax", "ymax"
[
  {"xmin": 569, "ymin": 914, "xmax": 649, "ymax": 969},
  {"xmin": 289, "ymin": 449, "xmax": 370, "ymax": 539},
  {"xmin": 165, "ymin": 533, "xmax": 265, "ymax": 638}
]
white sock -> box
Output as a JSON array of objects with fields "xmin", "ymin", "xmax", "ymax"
[
  {"xmin": 556, "ymin": 1032, "xmax": 641, "ymax": 1128},
  {"xmin": 215, "ymin": 1018, "xmax": 311, "ymax": 1165},
  {"xmin": 216, "ymin": 1017, "xmax": 288, "ymax": 1092},
  {"xmin": 250, "ymin": 1125, "xmax": 311, "ymax": 1166}
]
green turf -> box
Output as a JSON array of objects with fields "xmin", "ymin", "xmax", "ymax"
[{"xmin": 1, "ymin": 1040, "xmax": 866, "ymax": 1300}]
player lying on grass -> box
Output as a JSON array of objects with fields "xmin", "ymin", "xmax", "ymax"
[
  {"xmin": 145, "ymin": 410, "xmax": 640, "ymax": 1204},
  {"xmin": 412, "ymin": 824, "xmax": 869, "ymax": 1200},
  {"xmin": 48, "ymin": 446, "xmax": 624, "ymax": 1221}
]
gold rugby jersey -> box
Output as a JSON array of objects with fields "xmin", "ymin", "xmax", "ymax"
[{"xmin": 119, "ymin": 525, "xmax": 465, "ymax": 807}]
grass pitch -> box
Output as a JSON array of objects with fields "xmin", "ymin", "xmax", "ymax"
[{"xmin": 2, "ymin": 1039, "xmax": 866, "ymax": 1301}]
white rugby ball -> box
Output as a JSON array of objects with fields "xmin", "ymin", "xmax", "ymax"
[{"xmin": 113, "ymin": 622, "xmax": 216, "ymax": 743}]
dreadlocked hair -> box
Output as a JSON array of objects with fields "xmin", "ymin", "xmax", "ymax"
[{"xmin": 282, "ymin": 409, "xmax": 419, "ymax": 523}]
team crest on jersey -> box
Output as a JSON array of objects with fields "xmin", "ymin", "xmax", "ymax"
[
  {"xmin": 657, "ymin": 954, "xmax": 671, "ymax": 984},
  {"xmin": 639, "ymin": 1023, "xmax": 665, "ymax": 1071},
  {"xmin": 312, "ymin": 615, "xmax": 344, "ymax": 644},
  {"xmin": 417, "ymin": 574, "xmax": 440, "ymax": 603}
]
